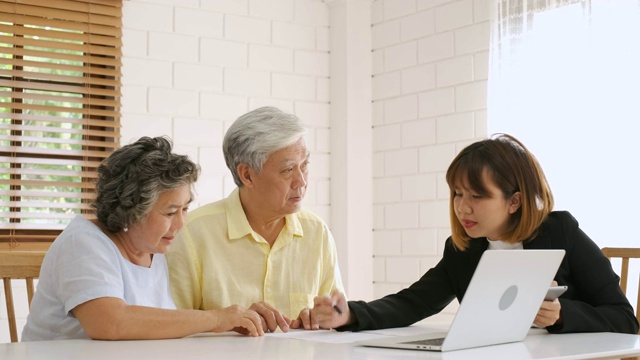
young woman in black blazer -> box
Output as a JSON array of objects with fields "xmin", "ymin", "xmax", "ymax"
[{"xmin": 296, "ymin": 134, "xmax": 639, "ymax": 335}]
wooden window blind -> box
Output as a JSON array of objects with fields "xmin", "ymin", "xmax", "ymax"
[{"xmin": 0, "ymin": 0, "xmax": 122, "ymax": 246}]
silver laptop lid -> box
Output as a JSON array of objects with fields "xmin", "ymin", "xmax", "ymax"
[
  {"xmin": 357, "ymin": 249, "xmax": 565, "ymax": 352},
  {"xmin": 441, "ymin": 249, "xmax": 565, "ymax": 351}
]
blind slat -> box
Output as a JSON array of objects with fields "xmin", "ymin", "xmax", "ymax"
[
  {"xmin": 1, "ymin": 90, "xmax": 119, "ymax": 108},
  {"xmin": 0, "ymin": 203, "xmax": 94, "ymax": 212},
  {"xmin": 0, "ymin": 213, "xmax": 80, "ymax": 220},
  {"xmin": 0, "ymin": 179, "xmax": 96, "ymax": 189},
  {"xmin": 0, "ymin": 240, "xmax": 55, "ymax": 249},
  {"xmin": 1, "ymin": 56, "xmax": 121, "ymax": 78},
  {"xmin": 0, "ymin": 223, "xmax": 66, "ymax": 231},
  {"xmin": 0, "ymin": 12, "xmax": 121, "ymax": 37},
  {"xmin": 0, "ymin": 112, "xmax": 122, "ymax": 128},
  {"xmin": 1, "ymin": 123, "xmax": 119, "ymax": 137},
  {"xmin": 0, "ymin": 189, "xmax": 95, "ymax": 199},
  {"xmin": 0, "ymin": 134, "xmax": 119, "ymax": 148},
  {"xmin": 0, "ymin": 33, "xmax": 122, "ymax": 58},
  {"xmin": 0, "ymin": 156, "xmax": 102, "ymax": 167},
  {"xmin": 0, "ymin": 45, "xmax": 121, "ymax": 67},
  {"xmin": 0, "ymin": 2, "xmax": 121, "ymax": 27},
  {"xmin": 0, "ymin": 11, "xmax": 120, "ymax": 37},
  {"xmin": 5, "ymin": 101, "xmax": 122, "ymax": 118},
  {"xmin": 4, "ymin": 0, "xmax": 122, "ymax": 16},
  {"xmin": 0, "ymin": 22, "xmax": 120, "ymax": 47},
  {"xmin": 1, "ymin": 167, "xmax": 98, "ymax": 178},
  {"xmin": 0, "ymin": 79, "xmax": 121, "ymax": 97},
  {"xmin": 0, "ymin": 68, "xmax": 121, "ymax": 88},
  {"xmin": 0, "ymin": 146, "xmax": 116, "ymax": 158}
]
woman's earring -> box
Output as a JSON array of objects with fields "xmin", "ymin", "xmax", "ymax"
[{"xmin": 123, "ymin": 227, "xmax": 128, "ymax": 233}]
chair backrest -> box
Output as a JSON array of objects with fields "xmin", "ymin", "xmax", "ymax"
[
  {"xmin": 601, "ymin": 247, "xmax": 640, "ymax": 334},
  {"xmin": 0, "ymin": 250, "xmax": 46, "ymax": 343}
]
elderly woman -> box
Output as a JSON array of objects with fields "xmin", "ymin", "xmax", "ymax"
[
  {"xmin": 22, "ymin": 136, "xmax": 264, "ymax": 341},
  {"xmin": 167, "ymin": 107, "xmax": 345, "ymax": 332}
]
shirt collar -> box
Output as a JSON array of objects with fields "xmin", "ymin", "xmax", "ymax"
[{"xmin": 226, "ymin": 188, "xmax": 304, "ymax": 241}]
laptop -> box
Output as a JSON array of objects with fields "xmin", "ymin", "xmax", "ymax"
[{"xmin": 357, "ymin": 249, "xmax": 565, "ymax": 352}]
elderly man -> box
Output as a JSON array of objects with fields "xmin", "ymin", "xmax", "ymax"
[{"xmin": 167, "ymin": 107, "xmax": 344, "ymax": 332}]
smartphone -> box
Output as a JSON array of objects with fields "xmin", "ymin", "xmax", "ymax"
[{"xmin": 544, "ymin": 285, "xmax": 568, "ymax": 301}]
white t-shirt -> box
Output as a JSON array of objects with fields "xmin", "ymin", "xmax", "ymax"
[
  {"xmin": 21, "ymin": 216, "xmax": 176, "ymax": 341},
  {"xmin": 487, "ymin": 238, "xmax": 524, "ymax": 250}
]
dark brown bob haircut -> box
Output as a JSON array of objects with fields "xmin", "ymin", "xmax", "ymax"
[{"xmin": 445, "ymin": 134, "xmax": 554, "ymax": 250}]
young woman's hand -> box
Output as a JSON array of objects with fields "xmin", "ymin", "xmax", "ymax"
[{"xmin": 291, "ymin": 291, "xmax": 352, "ymax": 330}]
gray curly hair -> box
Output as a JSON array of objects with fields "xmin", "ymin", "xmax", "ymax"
[{"xmin": 93, "ymin": 136, "xmax": 200, "ymax": 233}]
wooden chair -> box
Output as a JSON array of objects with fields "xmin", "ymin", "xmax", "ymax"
[
  {"xmin": 0, "ymin": 251, "xmax": 46, "ymax": 342},
  {"xmin": 601, "ymin": 247, "xmax": 640, "ymax": 335}
]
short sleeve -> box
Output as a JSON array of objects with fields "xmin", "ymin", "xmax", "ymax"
[{"xmin": 55, "ymin": 231, "xmax": 126, "ymax": 316}]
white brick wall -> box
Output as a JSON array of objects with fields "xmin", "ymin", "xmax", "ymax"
[
  {"xmin": 200, "ymin": 39, "xmax": 248, "ymax": 67},
  {"xmin": 371, "ymin": 0, "xmax": 490, "ymax": 322},
  {"xmin": 120, "ymin": 0, "xmax": 331, "ymax": 212},
  {"xmin": 273, "ymin": 23, "xmax": 316, "ymax": 48},
  {"xmin": 174, "ymin": 63, "xmax": 223, "ymax": 91},
  {"xmin": 249, "ymin": 45, "xmax": 293, "ymax": 72},
  {"xmin": 174, "ymin": 8, "xmax": 223, "ymax": 37},
  {"xmin": 225, "ymin": 15, "xmax": 271, "ymax": 44}
]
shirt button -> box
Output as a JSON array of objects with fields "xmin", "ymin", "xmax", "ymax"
[{"xmin": 266, "ymin": 288, "xmax": 272, "ymax": 294}]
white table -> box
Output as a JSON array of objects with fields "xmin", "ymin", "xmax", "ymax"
[{"xmin": 1, "ymin": 327, "xmax": 639, "ymax": 360}]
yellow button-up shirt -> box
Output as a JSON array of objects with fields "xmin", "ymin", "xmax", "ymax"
[{"xmin": 167, "ymin": 188, "xmax": 345, "ymax": 318}]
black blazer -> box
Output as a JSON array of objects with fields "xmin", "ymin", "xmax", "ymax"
[{"xmin": 342, "ymin": 211, "xmax": 639, "ymax": 334}]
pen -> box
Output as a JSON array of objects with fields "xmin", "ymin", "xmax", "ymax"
[{"xmin": 333, "ymin": 304, "xmax": 342, "ymax": 315}]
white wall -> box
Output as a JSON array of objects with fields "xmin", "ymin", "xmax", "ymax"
[
  {"xmin": 120, "ymin": 0, "xmax": 332, "ymax": 220},
  {"xmin": 370, "ymin": 0, "xmax": 489, "ymax": 321}
]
